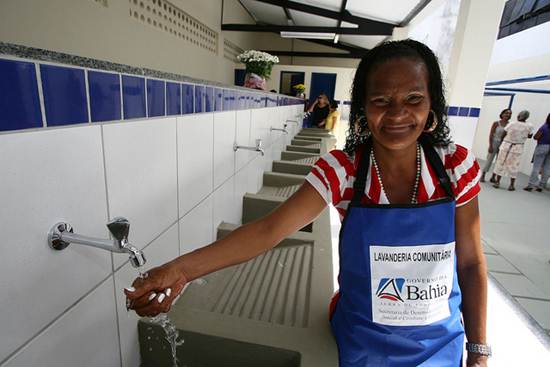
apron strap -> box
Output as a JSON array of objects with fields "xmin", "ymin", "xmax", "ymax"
[
  {"xmin": 351, "ymin": 135, "xmax": 455, "ymax": 205},
  {"xmin": 351, "ymin": 138, "xmax": 373, "ymax": 206},
  {"xmin": 418, "ymin": 134, "xmax": 455, "ymax": 199}
]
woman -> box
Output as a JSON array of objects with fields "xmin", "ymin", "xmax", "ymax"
[
  {"xmin": 125, "ymin": 40, "xmax": 489, "ymax": 367},
  {"xmin": 319, "ymin": 100, "xmax": 340, "ymax": 134},
  {"xmin": 492, "ymin": 110, "xmax": 533, "ymax": 191},
  {"xmin": 480, "ymin": 109, "xmax": 512, "ymax": 183},
  {"xmin": 306, "ymin": 93, "xmax": 330, "ymax": 127},
  {"xmin": 524, "ymin": 113, "xmax": 550, "ymax": 192}
]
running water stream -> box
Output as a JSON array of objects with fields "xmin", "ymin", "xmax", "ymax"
[{"xmin": 136, "ymin": 269, "xmax": 184, "ymax": 367}]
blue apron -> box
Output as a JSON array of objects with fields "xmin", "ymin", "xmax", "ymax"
[{"xmin": 330, "ymin": 136, "xmax": 464, "ymax": 367}]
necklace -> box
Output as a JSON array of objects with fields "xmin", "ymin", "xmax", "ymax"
[{"xmin": 370, "ymin": 143, "xmax": 421, "ymax": 204}]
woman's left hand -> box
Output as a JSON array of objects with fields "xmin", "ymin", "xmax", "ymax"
[{"xmin": 466, "ymin": 354, "xmax": 488, "ymax": 366}]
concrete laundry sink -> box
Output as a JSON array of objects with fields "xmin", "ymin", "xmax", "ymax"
[
  {"xmin": 290, "ymin": 139, "xmax": 322, "ymax": 147},
  {"xmin": 280, "ymin": 151, "xmax": 319, "ymax": 162},
  {"xmin": 272, "ymin": 160, "xmax": 313, "ymax": 175},
  {"xmin": 285, "ymin": 145, "xmax": 321, "ymax": 154}
]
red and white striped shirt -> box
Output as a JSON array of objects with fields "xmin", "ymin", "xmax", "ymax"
[{"xmin": 306, "ymin": 143, "xmax": 481, "ymax": 220}]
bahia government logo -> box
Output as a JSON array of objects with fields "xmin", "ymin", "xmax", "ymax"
[{"xmin": 376, "ymin": 278, "xmax": 405, "ymax": 302}]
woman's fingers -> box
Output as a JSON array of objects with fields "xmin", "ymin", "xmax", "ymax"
[{"xmin": 132, "ymin": 287, "xmax": 177, "ymax": 316}]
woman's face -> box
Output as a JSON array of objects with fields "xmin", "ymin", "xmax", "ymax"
[
  {"xmin": 364, "ymin": 57, "xmax": 431, "ymax": 151},
  {"xmin": 501, "ymin": 110, "xmax": 512, "ymax": 121},
  {"xmin": 318, "ymin": 95, "xmax": 328, "ymax": 105}
]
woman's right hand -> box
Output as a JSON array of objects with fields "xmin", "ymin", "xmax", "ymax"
[
  {"xmin": 488, "ymin": 146, "xmax": 494, "ymax": 154},
  {"xmin": 124, "ymin": 260, "xmax": 188, "ymax": 317}
]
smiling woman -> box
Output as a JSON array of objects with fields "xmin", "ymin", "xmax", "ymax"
[{"xmin": 125, "ymin": 39, "xmax": 489, "ymax": 367}]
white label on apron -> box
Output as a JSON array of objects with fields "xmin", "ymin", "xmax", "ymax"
[{"xmin": 370, "ymin": 242, "xmax": 455, "ymax": 326}]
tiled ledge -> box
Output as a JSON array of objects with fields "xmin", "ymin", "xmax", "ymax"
[{"xmin": 0, "ymin": 42, "xmax": 303, "ymax": 133}]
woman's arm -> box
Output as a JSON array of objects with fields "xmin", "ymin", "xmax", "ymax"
[
  {"xmin": 455, "ymin": 197, "xmax": 488, "ymax": 367},
  {"xmin": 487, "ymin": 122, "xmax": 497, "ymax": 153},
  {"xmin": 533, "ymin": 129, "xmax": 543, "ymax": 141},
  {"xmin": 307, "ymin": 99, "xmax": 318, "ymax": 113},
  {"xmin": 126, "ymin": 183, "xmax": 327, "ymax": 316}
]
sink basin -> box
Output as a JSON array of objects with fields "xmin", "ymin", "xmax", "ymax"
[
  {"xmin": 138, "ymin": 324, "xmax": 301, "ymax": 367},
  {"xmin": 286, "ymin": 145, "xmax": 321, "ymax": 154}
]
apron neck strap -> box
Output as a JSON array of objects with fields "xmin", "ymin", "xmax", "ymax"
[{"xmin": 351, "ymin": 135, "xmax": 454, "ymax": 206}]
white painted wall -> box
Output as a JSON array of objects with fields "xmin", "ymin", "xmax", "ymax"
[
  {"xmin": 266, "ymin": 64, "xmax": 356, "ymax": 102},
  {"xmin": 0, "ymin": 104, "xmax": 302, "ymax": 367},
  {"xmin": 473, "ymin": 21, "xmax": 550, "ymax": 176}
]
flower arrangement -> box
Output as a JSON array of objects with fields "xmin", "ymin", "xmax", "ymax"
[
  {"xmin": 237, "ymin": 50, "xmax": 279, "ymax": 79},
  {"xmin": 293, "ymin": 83, "xmax": 306, "ymax": 94}
]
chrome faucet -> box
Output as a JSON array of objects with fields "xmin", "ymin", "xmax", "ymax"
[
  {"xmin": 234, "ymin": 138, "xmax": 265, "ymax": 156},
  {"xmin": 270, "ymin": 123, "xmax": 288, "ymax": 134},
  {"xmin": 48, "ymin": 217, "xmax": 146, "ymax": 268}
]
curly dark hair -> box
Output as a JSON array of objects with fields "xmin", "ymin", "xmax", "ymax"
[{"xmin": 344, "ymin": 39, "xmax": 451, "ymax": 155}]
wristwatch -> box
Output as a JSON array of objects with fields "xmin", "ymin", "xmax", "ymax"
[{"xmin": 466, "ymin": 342, "xmax": 492, "ymax": 357}]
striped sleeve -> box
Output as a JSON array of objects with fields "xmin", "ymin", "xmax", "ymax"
[
  {"xmin": 305, "ymin": 150, "xmax": 353, "ymax": 205},
  {"xmin": 444, "ymin": 144, "xmax": 481, "ymax": 207}
]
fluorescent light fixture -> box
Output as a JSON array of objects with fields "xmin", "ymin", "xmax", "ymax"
[
  {"xmin": 280, "ymin": 31, "xmax": 336, "ymax": 39},
  {"xmin": 333, "ymin": 34, "xmax": 340, "ymax": 44}
]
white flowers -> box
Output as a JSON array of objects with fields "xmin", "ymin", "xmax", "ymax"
[{"xmin": 237, "ymin": 50, "xmax": 279, "ymax": 64}]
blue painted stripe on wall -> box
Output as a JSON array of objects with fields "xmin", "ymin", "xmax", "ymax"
[
  {"xmin": 40, "ymin": 64, "xmax": 88, "ymax": 126},
  {"xmin": 0, "ymin": 59, "xmax": 42, "ymax": 131},
  {"xmin": 486, "ymin": 74, "xmax": 550, "ymax": 86},
  {"xmin": 485, "ymin": 87, "xmax": 550, "ymax": 94},
  {"xmin": 166, "ymin": 82, "xmax": 181, "ymax": 115},
  {"xmin": 182, "ymin": 83, "xmax": 194, "ymax": 114}
]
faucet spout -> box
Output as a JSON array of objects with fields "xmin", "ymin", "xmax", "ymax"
[
  {"xmin": 48, "ymin": 217, "xmax": 146, "ymax": 268},
  {"xmin": 233, "ymin": 138, "xmax": 264, "ymax": 156}
]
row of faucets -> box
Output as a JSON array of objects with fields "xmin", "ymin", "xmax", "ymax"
[{"xmin": 48, "ymin": 115, "xmax": 303, "ymax": 266}]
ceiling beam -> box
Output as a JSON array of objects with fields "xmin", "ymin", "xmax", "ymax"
[
  {"xmin": 253, "ymin": 0, "xmax": 395, "ymax": 32},
  {"xmin": 400, "ymin": 0, "xmax": 432, "ymax": 26},
  {"xmin": 283, "ymin": 6, "xmax": 294, "ymax": 25},
  {"xmin": 302, "ymin": 38, "xmax": 367, "ymax": 53},
  {"xmin": 221, "ymin": 23, "xmax": 392, "ymax": 35},
  {"xmin": 260, "ymin": 50, "xmax": 362, "ymax": 59},
  {"xmin": 335, "ymin": 0, "xmax": 348, "ymax": 33}
]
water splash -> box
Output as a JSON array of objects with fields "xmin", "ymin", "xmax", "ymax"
[{"xmin": 149, "ymin": 313, "xmax": 184, "ymax": 367}]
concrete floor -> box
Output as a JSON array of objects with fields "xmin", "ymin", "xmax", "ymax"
[{"xmin": 478, "ymin": 168, "xmax": 550, "ymax": 335}]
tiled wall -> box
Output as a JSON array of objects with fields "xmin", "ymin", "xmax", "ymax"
[
  {"xmin": 0, "ymin": 56, "xmax": 302, "ymax": 133},
  {"xmin": 0, "ymin": 54, "xmax": 303, "ymax": 367}
]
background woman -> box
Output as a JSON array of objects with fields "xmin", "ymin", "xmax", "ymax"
[
  {"xmin": 481, "ymin": 108, "xmax": 512, "ymax": 183},
  {"xmin": 492, "ymin": 110, "xmax": 533, "ymax": 191},
  {"xmin": 318, "ymin": 100, "xmax": 340, "ymax": 134},
  {"xmin": 125, "ymin": 40, "xmax": 489, "ymax": 367},
  {"xmin": 524, "ymin": 112, "xmax": 550, "ymax": 192},
  {"xmin": 305, "ymin": 93, "xmax": 330, "ymax": 127}
]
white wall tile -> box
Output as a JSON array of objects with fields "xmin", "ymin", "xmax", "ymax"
[
  {"xmin": 113, "ymin": 224, "xmax": 180, "ymax": 367},
  {"xmin": 0, "ymin": 126, "xmax": 111, "ymax": 362},
  {"xmin": 177, "ymin": 114, "xmax": 214, "ymax": 216},
  {"xmin": 3, "ymin": 277, "xmax": 120, "ymax": 367},
  {"xmin": 213, "ymin": 176, "xmax": 239, "ymax": 236},
  {"xmin": 213, "ymin": 112, "xmax": 236, "ymax": 189},
  {"xmin": 179, "ymin": 195, "xmax": 214, "ymax": 255},
  {"xmin": 234, "ymin": 166, "xmax": 249, "ymax": 225},
  {"xmin": 102, "ymin": 118, "xmax": 178, "ymax": 269},
  {"xmin": 235, "ymin": 110, "xmax": 252, "ymax": 171},
  {"xmin": 251, "ymin": 109, "xmax": 271, "ymax": 150}
]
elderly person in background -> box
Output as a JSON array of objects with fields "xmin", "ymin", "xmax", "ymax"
[
  {"xmin": 481, "ymin": 108, "xmax": 512, "ymax": 183},
  {"xmin": 492, "ymin": 110, "xmax": 534, "ymax": 191},
  {"xmin": 524, "ymin": 113, "xmax": 550, "ymax": 192}
]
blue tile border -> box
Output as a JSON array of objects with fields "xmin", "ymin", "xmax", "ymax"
[
  {"xmin": 0, "ymin": 54, "xmax": 304, "ymax": 133},
  {"xmin": 446, "ymin": 105, "xmax": 482, "ymax": 118}
]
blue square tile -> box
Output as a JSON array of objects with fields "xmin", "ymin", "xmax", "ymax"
[
  {"xmin": 215, "ymin": 88, "xmax": 223, "ymax": 112},
  {"xmin": 40, "ymin": 64, "xmax": 88, "ymax": 126},
  {"xmin": 0, "ymin": 59, "xmax": 42, "ymax": 131},
  {"xmin": 230, "ymin": 90, "xmax": 236, "ymax": 110},
  {"xmin": 223, "ymin": 89, "xmax": 231, "ymax": 111},
  {"xmin": 182, "ymin": 83, "xmax": 194, "ymax": 114},
  {"xmin": 205, "ymin": 87, "xmax": 214, "ymax": 112},
  {"xmin": 147, "ymin": 79, "xmax": 165, "ymax": 117},
  {"xmin": 122, "ymin": 75, "xmax": 146, "ymax": 119},
  {"xmin": 447, "ymin": 106, "xmax": 459, "ymax": 116},
  {"xmin": 166, "ymin": 82, "xmax": 181, "ymax": 115},
  {"xmin": 195, "ymin": 85, "xmax": 204, "ymax": 113},
  {"xmin": 469, "ymin": 107, "xmax": 480, "ymax": 117},
  {"xmin": 458, "ymin": 107, "xmax": 469, "ymax": 117},
  {"xmin": 88, "ymin": 70, "xmax": 121, "ymax": 122}
]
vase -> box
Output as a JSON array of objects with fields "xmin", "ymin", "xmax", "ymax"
[{"xmin": 244, "ymin": 72, "xmax": 267, "ymax": 90}]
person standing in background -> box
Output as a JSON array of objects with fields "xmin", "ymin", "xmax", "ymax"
[
  {"xmin": 524, "ymin": 113, "xmax": 550, "ymax": 192},
  {"xmin": 319, "ymin": 101, "xmax": 340, "ymax": 134},
  {"xmin": 492, "ymin": 110, "xmax": 533, "ymax": 191},
  {"xmin": 480, "ymin": 109, "xmax": 512, "ymax": 183},
  {"xmin": 306, "ymin": 93, "xmax": 330, "ymax": 127}
]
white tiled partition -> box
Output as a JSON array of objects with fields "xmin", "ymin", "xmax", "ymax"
[{"xmin": 0, "ymin": 104, "xmax": 302, "ymax": 367}]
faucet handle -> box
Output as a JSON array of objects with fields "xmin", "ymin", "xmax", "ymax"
[
  {"xmin": 255, "ymin": 139, "xmax": 263, "ymax": 149},
  {"xmin": 107, "ymin": 217, "xmax": 130, "ymax": 242}
]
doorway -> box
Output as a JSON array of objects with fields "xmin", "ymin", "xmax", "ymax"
[{"xmin": 310, "ymin": 72, "xmax": 336, "ymax": 102}]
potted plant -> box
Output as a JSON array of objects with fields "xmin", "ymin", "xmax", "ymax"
[
  {"xmin": 293, "ymin": 83, "xmax": 306, "ymax": 98},
  {"xmin": 237, "ymin": 50, "xmax": 279, "ymax": 90}
]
